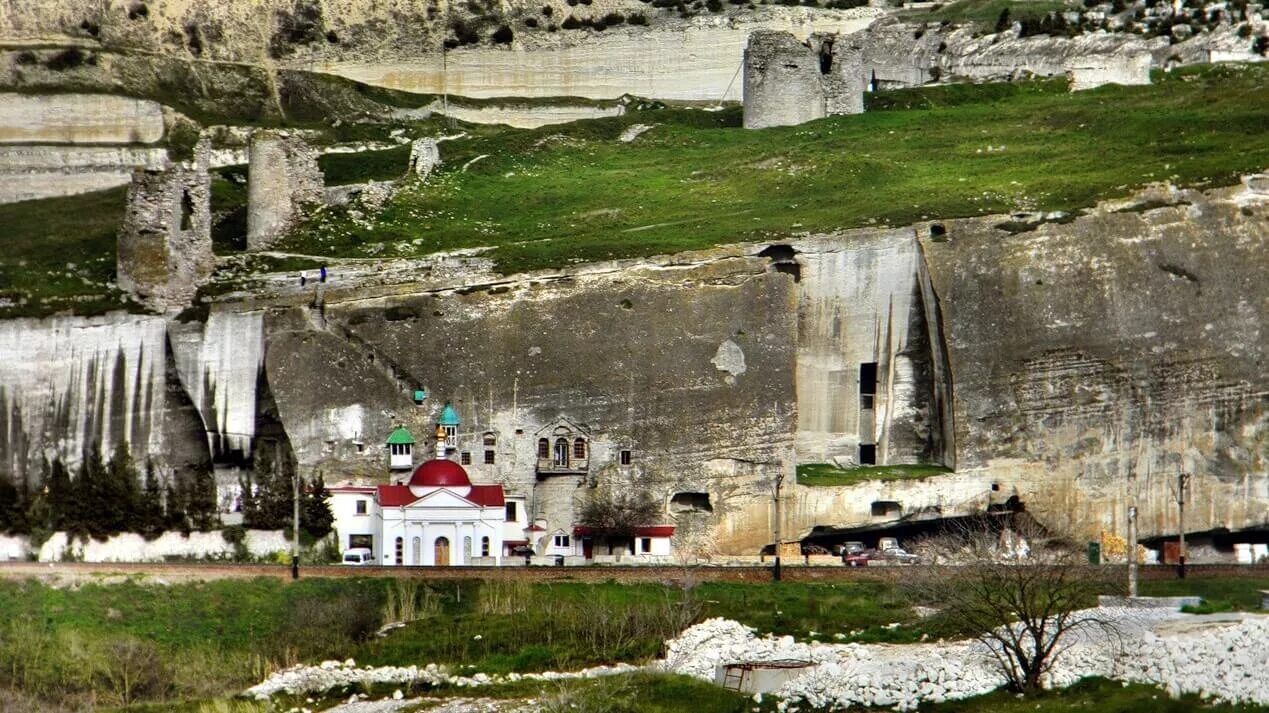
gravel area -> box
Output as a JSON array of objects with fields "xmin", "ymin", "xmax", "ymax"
[{"xmin": 660, "ymin": 610, "xmax": 1269, "ymax": 710}]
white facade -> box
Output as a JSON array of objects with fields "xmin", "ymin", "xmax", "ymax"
[
  {"xmin": 377, "ymin": 488, "xmax": 505, "ymax": 566},
  {"xmin": 329, "ymin": 486, "xmax": 377, "ymax": 555}
]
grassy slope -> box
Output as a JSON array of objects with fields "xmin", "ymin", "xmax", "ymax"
[
  {"xmin": 0, "ymin": 187, "xmax": 137, "ymax": 318},
  {"xmin": 898, "ymin": 0, "xmax": 1079, "ymax": 29},
  {"xmin": 796, "ymin": 463, "xmax": 954, "ymax": 486},
  {"xmin": 3, "ymin": 576, "xmax": 1267, "ymax": 709},
  {"xmin": 280, "ymin": 63, "xmax": 1269, "ymax": 275}
]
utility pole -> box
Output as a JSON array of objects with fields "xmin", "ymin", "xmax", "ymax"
[
  {"xmin": 291, "ymin": 467, "xmax": 301, "ymax": 580},
  {"xmin": 1176, "ymin": 472, "xmax": 1189, "ymax": 579},
  {"xmin": 1127, "ymin": 504, "xmax": 1138, "ymax": 598},
  {"xmin": 772, "ymin": 470, "xmax": 784, "ymax": 582}
]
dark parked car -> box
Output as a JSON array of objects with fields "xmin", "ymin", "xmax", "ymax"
[
  {"xmin": 833, "ymin": 541, "xmax": 866, "ymax": 556},
  {"xmin": 875, "ymin": 546, "xmax": 920, "ymax": 565},
  {"xmin": 843, "ymin": 549, "xmax": 875, "ymax": 566}
]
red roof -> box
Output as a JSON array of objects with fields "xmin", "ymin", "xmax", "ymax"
[
  {"xmin": 409, "ymin": 458, "xmax": 471, "ymax": 488},
  {"xmin": 572, "ymin": 526, "xmax": 676, "ymax": 537},
  {"xmin": 525, "ymin": 524, "xmax": 546, "ymax": 532},
  {"xmin": 377, "ymin": 484, "xmax": 417, "ymax": 507},
  {"xmin": 467, "ymin": 484, "xmax": 505, "ymax": 507}
]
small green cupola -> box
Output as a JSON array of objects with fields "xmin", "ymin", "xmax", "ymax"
[
  {"xmin": 386, "ymin": 425, "xmax": 415, "ymax": 471},
  {"xmin": 437, "ymin": 402, "xmax": 460, "ymax": 457}
]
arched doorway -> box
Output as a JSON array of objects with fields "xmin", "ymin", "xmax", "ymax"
[{"xmin": 434, "ymin": 536, "xmax": 450, "ymax": 566}]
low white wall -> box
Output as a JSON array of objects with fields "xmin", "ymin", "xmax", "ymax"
[
  {"xmin": 0, "ymin": 534, "xmax": 29, "ymax": 561},
  {"xmin": 38, "ymin": 529, "xmax": 289, "ymax": 562}
]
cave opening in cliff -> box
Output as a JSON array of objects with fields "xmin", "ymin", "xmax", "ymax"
[
  {"xmin": 803, "ymin": 507, "xmax": 1035, "ymax": 554},
  {"xmin": 670, "ymin": 492, "xmax": 712, "ymax": 513},
  {"xmin": 758, "ymin": 244, "xmax": 801, "ymax": 282}
]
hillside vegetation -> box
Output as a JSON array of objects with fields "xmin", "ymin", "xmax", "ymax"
[
  {"xmin": 2, "ymin": 63, "xmax": 1266, "ymax": 317},
  {"xmin": 278, "ymin": 62, "xmax": 1269, "ymax": 275}
]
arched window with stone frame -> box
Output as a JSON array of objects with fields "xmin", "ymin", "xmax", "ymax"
[
  {"xmin": 538, "ymin": 438, "xmax": 550, "ymax": 459},
  {"xmin": 554, "ymin": 438, "xmax": 569, "ymax": 466}
]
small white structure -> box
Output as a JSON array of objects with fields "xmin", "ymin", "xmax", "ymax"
[{"xmin": 386, "ymin": 425, "xmax": 415, "ymax": 471}]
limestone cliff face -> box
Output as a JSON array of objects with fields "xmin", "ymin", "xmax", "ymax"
[
  {"xmin": 923, "ymin": 185, "xmax": 1268, "ymax": 540},
  {"xmin": 0, "ymin": 183, "xmax": 1264, "ymax": 551}
]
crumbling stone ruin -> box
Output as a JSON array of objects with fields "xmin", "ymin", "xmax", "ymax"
[
  {"xmin": 116, "ymin": 143, "xmax": 213, "ymax": 312},
  {"xmin": 246, "ymin": 130, "xmax": 325, "ymax": 251},
  {"xmin": 1064, "ymin": 51, "xmax": 1154, "ymax": 90},
  {"xmin": 743, "ymin": 30, "xmax": 865, "ymax": 130},
  {"xmin": 408, "ymin": 138, "xmax": 440, "ymax": 180}
]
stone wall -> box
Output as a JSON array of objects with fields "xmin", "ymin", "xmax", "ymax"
[
  {"xmin": 742, "ymin": 30, "xmax": 865, "ymax": 129},
  {"xmin": 246, "ymin": 130, "xmax": 324, "ymax": 250},
  {"xmin": 1065, "ymin": 51, "xmax": 1153, "ymax": 91},
  {"xmin": 743, "ymin": 30, "xmax": 826, "ymax": 129},
  {"xmin": 116, "ymin": 149, "xmax": 213, "ymax": 312}
]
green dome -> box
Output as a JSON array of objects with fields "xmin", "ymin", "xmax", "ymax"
[
  {"xmin": 386, "ymin": 426, "xmax": 415, "ymax": 445},
  {"xmin": 438, "ymin": 402, "xmax": 461, "ymax": 426}
]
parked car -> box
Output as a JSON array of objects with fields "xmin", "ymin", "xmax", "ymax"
[
  {"xmin": 802, "ymin": 543, "xmax": 831, "ymax": 555},
  {"xmin": 876, "ymin": 546, "xmax": 920, "ymax": 565},
  {"xmin": 833, "ymin": 541, "xmax": 866, "ymax": 556},
  {"xmin": 341, "ymin": 547, "xmax": 374, "ymax": 565},
  {"xmin": 843, "ymin": 549, "xmax": 876, "ymax": 567}
]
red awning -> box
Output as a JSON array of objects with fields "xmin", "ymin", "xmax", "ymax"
[{"xmin": 572, "ymin": 526, "xmax": 675, "ymax": 537}]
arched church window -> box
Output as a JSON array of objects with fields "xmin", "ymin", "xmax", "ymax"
[
  {"xmin": 538, "ymin": 438, "xmax": 550, "ymax": 459},
  {"xmin": 481, "ymin": 536, "xmax": 490, "ymax": 557},
  {"xmin": 483, "ymin": 432, "xmax": 497, "ymax": 446}
]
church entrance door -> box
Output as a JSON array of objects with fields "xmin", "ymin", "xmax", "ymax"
[{"xmin": 435, "ymin": 537, "xmax": 450, "ymax": 566}]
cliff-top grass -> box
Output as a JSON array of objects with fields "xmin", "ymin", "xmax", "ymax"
[
  {"xmin": 3, "ymin": 62, "xmax": 1267, "ymax": 317},
  {"xmin": 280, "ymin": 62, "xmax": 1269, "ymax": 275}
]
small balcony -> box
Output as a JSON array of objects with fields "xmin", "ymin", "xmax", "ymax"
[{"xmin": 537, "ymin": 457, "xmax": 589, "ymax": 477}]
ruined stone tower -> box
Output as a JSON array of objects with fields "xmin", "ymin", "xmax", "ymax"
[
  {"xmin": 743, "ymin": 30, "xmax": 866, "ymax": 130},
  {"xmin": 246, "ymin": 130, "xmax": 324, "ymax": 250},
  {"xmin": 116, "ymin": 144, "xmax": 213, "ymax": 312}
]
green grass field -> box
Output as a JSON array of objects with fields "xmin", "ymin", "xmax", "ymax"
[
  {"xmin": 275, "ymin": 63, "xmax": 1269, "ymax": 275},
  {"xmin": 796, "ymin": 462, "xmax": 955, "ymax": 486},
  {"xmin": 4, "ymin": 63, "xmax": 1266, "ymax": 316},
  {"xmin": 2, "ymin": 574, "xmax": 1266, "ymax": 709}
]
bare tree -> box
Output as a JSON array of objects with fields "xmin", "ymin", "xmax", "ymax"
[
  {"xmin": 908, "ymin": 517, "xmax": 1121, "ymax": 693},
  {"xmin": 577, "ymin": 487, "xmax": 660, "ymax": 540}
]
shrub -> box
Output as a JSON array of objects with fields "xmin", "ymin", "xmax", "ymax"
[
  {"xmin": 525, "ymin": 16, "xmax": 539, "ymax": 27},
  {"xmin": 127, "ymin": 2, "xmax": 149, "ymax": 20},
  {"xmin": 628, "ymin": 12, "xmax": 649, "ymax": 24},
  {"xmin": 492, "ymin": 24, "xmax": 514, "ymax": 43},
  {"xmin": 542, "ymin": 4, "xmax": 554, "ymax": 14},
  {"xmin": 602, "ymin": 11, "xmax": 626, "ymax": 24},
  {"xmin": 1255, "ymin": 35, "xmax": 1269, "ymax": 56},
  {"xmin": 707, "ymin": 0, "xmax": 723, "ymax": 9},
  {"xmin": 561, "ymin": 15, "xmax": 582, "ymax": 28}
]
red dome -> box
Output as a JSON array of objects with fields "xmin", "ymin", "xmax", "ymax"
[{"xmin": 408, "ymin": 458, "xmax": 471, "ymax": 488}]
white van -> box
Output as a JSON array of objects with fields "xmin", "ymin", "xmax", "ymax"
[{"xmin": 341, "ymin": 547, "xmax": 374, "ymax": 565}]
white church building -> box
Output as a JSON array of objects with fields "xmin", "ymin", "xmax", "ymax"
[
  {"xmin": 330, "ymin": 423, "xmax": 511, "ymax": 566},
  {"xmin": 328, "ymin": 404, "xmax": 676, "ymax": 566}
]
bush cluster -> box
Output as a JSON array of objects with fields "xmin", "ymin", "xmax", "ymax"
[{"xmin": 0, "ymin": 441, "xmax": 218, "ymax": 541}]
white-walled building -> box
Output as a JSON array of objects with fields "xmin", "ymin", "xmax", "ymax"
[{"xmin": 330, "ymin": 404, "xmax": 677, "ymax": 566}]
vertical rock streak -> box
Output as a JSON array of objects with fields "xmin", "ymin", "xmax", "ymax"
[
  {"xmin": 0, "ymin": 315, "xmax": 166, "ymax": 478},
  {"xmin": 172, "ymin": 311, "xmax": 266, "ymax": 461}
]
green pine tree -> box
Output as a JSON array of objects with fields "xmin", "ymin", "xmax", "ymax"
[
  {"xmin": 103, "ymin": 441, "xmax": 141, "ymax": 534},
  {"xmin": 995, "ymin": 7, "xmax": 1011, "ymax": 33},
  {"xmin": 164, "ymin": 479, "xmax": 188, "ymax": 533},
  {"xmin": 188, "ymin": 466, "xmax": 219, "ymax": 531},
  {"xmin": 138, "ymin": 460, "xmax": 165, "ymax": 538},
  {"xmin": 46, "ymin": 457, "xmax": 72, "ymax": 531},
  {"xmin": 0, "ymin": 474, "xmax": 20, "ymax": 533},
  {"xmin": 301, "ymin": 473, "xmax": 334, "ymax": 538}
]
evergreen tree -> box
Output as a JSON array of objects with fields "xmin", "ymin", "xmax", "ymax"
[
  {"xmin": 237, "ymin": 471, "xmax": 259, "ymax": 526},
  {"xmin": 70, "ymin": 443, "xmax": 109, "ymax": 538},
  {"xmin": 301, "ymin": 473, "xmax": 334, "ymax": 538},
  {"xmin": 0, "ymin": 474, "xmax": 20, "ymax": 533},
  {"xmin": 187, "ymin": 466, "xmax": 219, "ymax": 531},
  {"xmin": 137, "ymin": 460, "xmax": 165, "ymax": 538},
  {"xmin": 164, "ymin": 479, "xmax": 188, "ymax": 533},
  {"xmin": 102, "ymin": 441, "xmax": 141, "ymax": 534},
  {"xmin": 46, "ymin": 457, "xmax": 72, "ymax": 531}
]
